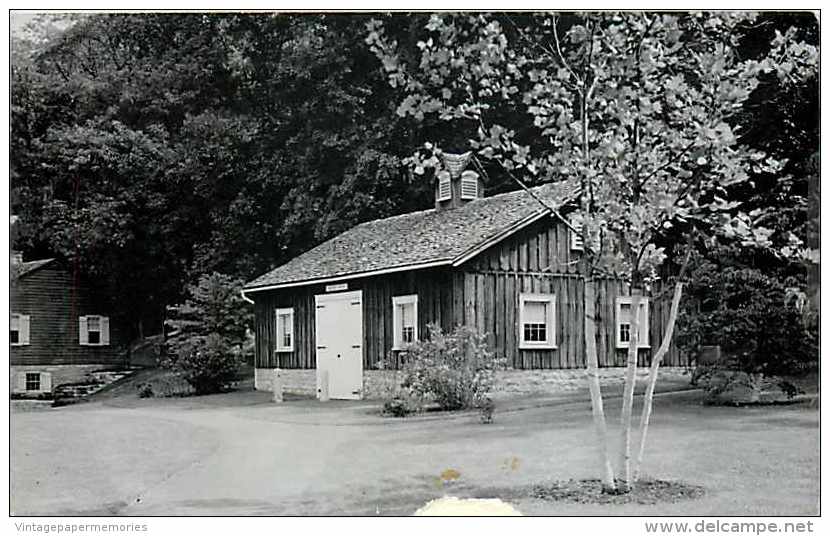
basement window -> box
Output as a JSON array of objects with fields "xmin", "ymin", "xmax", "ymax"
[
  {"xmin": 519, "ymin": 293, "xmax": 556, "ymax": 349},
  {"xmin": 26, "ymin": 372, "xmax": 41, "ymax": 391},
  {"xmin": 275, "ymin": 308, "xmax": 294, "ymax": 352},
  {"xmin": 437, "ymin": 172, "xmax": 451, "ymax": 202},
  {"xmin": 616, "ymin": 297, "xmax": 650, "ymax": 349},
  {"xmin": 392, "ymin": 295, "xmax": 418, "ymax": 350}
]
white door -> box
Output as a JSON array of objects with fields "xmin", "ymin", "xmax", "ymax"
[{"xmin": 314, "ymin": 290, "xmax": 363, "ymax": 400}]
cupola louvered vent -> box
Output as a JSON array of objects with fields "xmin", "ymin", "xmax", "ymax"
[
  {"xmin": 460, "ymin": 172, "xmax": 479, "ymax": 199},
  {"xmin": 569, "ymin": 215, "xmax": 584, "ymax": 251},
  {"xmin": 437, "ymin": 172, "xmax": 452, "ymax": 201},
  {"xmin": 434, "ymin": 151, "xmax": 484, "ymax": 210}
]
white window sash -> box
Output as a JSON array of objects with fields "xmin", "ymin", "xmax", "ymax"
[
  {"xmin": 519, "ymin": 293, "xmax": 557, "ymax": 349},
  {"xmin": 615, "ymin": 297, "xmax": 650, "ymax": 349},
  {"xmin": 80, "ymin": 315, "xmax": 109, "ymax": 346},
  {"xmin": 275, "ymin": 308, "xmax": 294, "ymax": 352},
  {"xmin": 392, "ymin": 295, "xmax": 418, "ymax": 350},
  {"xmin": 11, "ymin": 313, "xmax": 29, "ymax": 346}
]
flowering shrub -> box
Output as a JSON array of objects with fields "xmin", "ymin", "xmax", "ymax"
[{"xmin": 397, "ymin": 324, "xmax": 506, "ymax": 411}]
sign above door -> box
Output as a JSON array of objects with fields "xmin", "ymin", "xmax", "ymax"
[{"xmin": 325, "ymin": 283, "xmax": 348, "ymax": 292}]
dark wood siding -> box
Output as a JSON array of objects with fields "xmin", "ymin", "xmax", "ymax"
[
  {"xmin": 252, "ymin": 268, "xmax": 455, "ymax": 370},
  {"xmin": 251, "ymin": 214, "xmax": 687, "ymax": 370},
  {"xmin": 10, "ymin": 264, "xmax": 128, "ymax": 367}
]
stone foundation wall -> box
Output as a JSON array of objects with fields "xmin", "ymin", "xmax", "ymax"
[
  {"xmin": 255, "ymin": 368, "xmax": 316, "ymax": 396},
  {"xmin": 10, "ymin": 364, "xmax": 106, "ymax": 395},
  {"xmin": 254, "ymin": 366, "xmax": 692, "ymax": 400}
]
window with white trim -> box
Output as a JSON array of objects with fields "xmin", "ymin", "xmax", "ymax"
[
  {"xmin": 519, "ymin": 293, "xmax": 556, "ymax": 349},
  {"xmin": 437, "ymin": 171, "xmax": 451, "ymax": 202},
  {"xmin": 25, "ymin": 372, "xmax": 41, "ymax": 391},
  {"xmin": 392, "ymin": 295, "xmax": 418, "ymax": 350},
  {"xmin": 616, "ymin": 296, "xmax": 650, "ymax": 349},
  {"xmin": 79, "ymin": 315, "xmax": 110, "ymax": 346},
  {"xmin": 569, "ymin": 215, "xmax": 584, "ymax": 251},
  {"xmin": 275, "ymin": 308, "xmax": 294, "ymax": 352},
  {"xmin": 11, "ymin": 313, "xmax": 30, "ymax": 346},
  {"xmin": 460, "ymin": 171, "xmax": 479, "ymax": 199}
]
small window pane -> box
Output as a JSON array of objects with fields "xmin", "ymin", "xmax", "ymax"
[
  {"xmin": 619, "ymin": 323, "xmax": 631, "ymax": 343},
  {"xmin": 11, "ymin": 315, "xmax": 20, "ymax": 331},
  {"xmin": 524, "ymin": 301, "xmax": 547, "ymax": 324},
  {"xmin": 88, "ymin": 316, "xmax": 101, "ymax": 331},
  {"xmin": 10, "ymin": 330, "xmax": 19, "ymax": 344},
  {"xmin": 26, "ymin": 373, "xmax": 40, "ymax": 391},
  {"xmin": 523, "ymin": 323, "xmax": 547, "ymax": 342},
  {"xmin": 88, "ymin": 331, "xmax": 101, "ymax": 344},
  {"xmin": 400, "ymin": 303, "xmax": 414, "ymax": 328}
]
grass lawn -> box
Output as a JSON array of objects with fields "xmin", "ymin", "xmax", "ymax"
[{"xmin": 11, "ymin": 386, "xmax": 818, "ymax": 515}]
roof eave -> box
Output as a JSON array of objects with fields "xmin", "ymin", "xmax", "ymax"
[{"xmin": 242, "ymin": 258, "xmax": 454, "ymax": 294}]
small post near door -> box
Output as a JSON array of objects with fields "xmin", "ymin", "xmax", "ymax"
[{"xmin": 314, "ymin": 290, "xmax": 364, "ymax": 400}]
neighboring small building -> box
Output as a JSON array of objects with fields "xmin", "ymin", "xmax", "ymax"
[
  {"xmin": 10, "ymin": 257, "xmax": 129, "ymax": 397},
  {"xmin": 243, "ymin": 153, "xmax": 685, "ymax": 400}
]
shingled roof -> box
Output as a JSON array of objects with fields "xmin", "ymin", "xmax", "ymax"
[
  {"xmin": 15, "ymin": 258, "xmax": 57, "ymax": 278},
  {"xmin": 245, "ymin": 181, "xmax": 578, "ymax": 292}
]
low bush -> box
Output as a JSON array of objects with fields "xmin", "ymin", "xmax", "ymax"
[
  {"xmin": 136, "ymin": 382, "xmax": 155, "ymax": 398},
  {"xmin": 163, "ymin": 333, "xmax": 240, "ymax": 395},
  {"xmin": 392, "ymin": 324, "xmax": 506, "ymax": 413},
  {"xmin": 381, "ymin": 388, "xmax": 424, "ymax": 417}
]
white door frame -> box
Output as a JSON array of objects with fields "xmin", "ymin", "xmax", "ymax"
[{"xmin": 314, "ymin": 290, "xmax": 363, "ymax": 400}]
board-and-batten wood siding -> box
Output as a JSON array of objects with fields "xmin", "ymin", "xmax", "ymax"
[
  {"xmin": 252, "ymin": 214, "xmax": 689, "ymax": 370},
  {"xmin": 253, "ymin": 269, "xmax": 456, "ymax": 370},
  {"xmin": 10, "ymin": 264, "xmax": 128, "ymax": 367}
]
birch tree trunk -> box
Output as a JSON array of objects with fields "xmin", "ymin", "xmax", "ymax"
[
  {"xmin": 584, "ymin": 279, "xmax": 616, "ymax": 491},
  {"xmin": 632, "ymin": 282, "xmax": 684, "ymax": 482},
  {"xmin": 618, "ymin": 291, "xmax": 642, "ymax": 492}
]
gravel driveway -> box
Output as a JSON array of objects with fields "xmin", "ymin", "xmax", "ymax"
[{"xmin": 11, "ymin": 389, "xmax": 819, "ymax": 515}]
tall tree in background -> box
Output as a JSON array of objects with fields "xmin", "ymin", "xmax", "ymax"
[
  {"xmin": 11, "ymin": 13, "xmax": 430, "ymax": 338},
  {"xmin": 367, "ymin": 11, "xmax": 817, "ymax": 492}
]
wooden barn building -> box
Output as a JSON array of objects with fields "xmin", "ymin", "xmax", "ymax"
[
  {"xmin": 243, "ymin": 155, "xmax": 684, "ymax": 400},
  {"xmin": 10, "ymin": 256, "xmax": 129, "ymax": 397}
]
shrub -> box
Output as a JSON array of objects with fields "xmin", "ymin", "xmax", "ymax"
[
  {"xmin": 397, "ymin": 324, "xmax": 506, "ymax": 412},
  {"xmin": 164, "ymin": 272, "xmax": 252, "ymax": 395},
  {"xmin": 382, "ymin": 388, "xmax": 424, "ymax": 417},
  {"xmin": 164, "ymin": 333, "xmax": 240, "ymax": 395},
  {"xmin": 677, "ymin": 257, "xmax": 818, "ymax": 377},
  {"xmin": 136, "ymin": 382, "xmax": 155, "ymax": 398}
]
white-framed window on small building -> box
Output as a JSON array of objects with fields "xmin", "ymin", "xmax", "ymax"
[
  {"xmin": 392, "ymin": 294, "xmax": 418, "ymax": 350},
  {"xmin": 437, "ymin": 172, "xmax": 452, "ymax": 202},
  {"xmin": 275, "ymin": 307, "xmax": 294, "ymax": 352},
  {"xmin": 25, "ymin": 372, "xmax": 41, "ymax": 391},
  {"xmin": 616, "ymin": 296, "xmax": 650, "ymax": 349},
  {"xmin": 79, "ymin": 315, "xmax": 110, "ymax": 346},
  {"xmin": 519, "ymin": 293, "xmax": 556, "ymax": 349},
  {"xmin": 10, "ymin": 313, "xmax": 30, "ymax": 346}
]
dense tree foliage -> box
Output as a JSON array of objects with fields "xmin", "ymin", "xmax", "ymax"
[
  {"xmin": 11, "ymin": 12, "xmax": 818, "ymax": 355},
  {"xmin": 11, "ymin": 13, "xmax": 435, "ymax": 337}
]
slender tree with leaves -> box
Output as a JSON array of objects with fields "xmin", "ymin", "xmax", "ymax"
[{"xmin": 367, "ymin": 11, "xmax": 817, "ymax": 492}]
